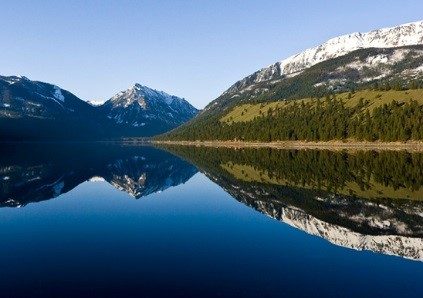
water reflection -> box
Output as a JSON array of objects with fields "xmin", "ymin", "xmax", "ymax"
[
  {"xmin": 2, "ymin": 143, "xmax": 423, "ymax": 261},
  {"xmin": 0, "ymin": 143, "xmax": 197, "ymax": 207},
  {"xmin": 163, "ymin": 145, "xmax": 423, "ymax": 261}
]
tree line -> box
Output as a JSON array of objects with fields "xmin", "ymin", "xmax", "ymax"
[
  {"xmin": 164, "ymin": 95, "xmax": 423, "ymax": 142},
  {"xmin": 163, "ymin": 145, "xmax": 423, "ymax": 194}
]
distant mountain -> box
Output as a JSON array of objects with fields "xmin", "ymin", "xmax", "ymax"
[
  {"xmin": 0, "ymin": 75, "xmax": 107, "ymax": 140},
  {"xmin": 0, "ymin": 75, "xmax": 97, "ymax": 119},
  {"xmin": 100, "ymin": 84, "xmax": 198, "ymax": 136},
  {"xmin": 0, "ymin": 76, "xmax": 197, "ymax": 140}
]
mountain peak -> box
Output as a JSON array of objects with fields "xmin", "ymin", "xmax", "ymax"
[
  {"xmin": 133, "ymin": 83, "xmax": 145, "ymax": 89},
  {"xmin": 101, "ymin": 83, "xmax": 198, "ymax": 135},
  {"xmin": 110, "ymin": 84, "xmax": 176, "ymax": 108},
  {"xmin": 17, "ymin": 75, "xmax": 30, "ymax": 81},
  {"xmin": 132, "ymin": 83, "xmax": 147, "ymax": 92}
]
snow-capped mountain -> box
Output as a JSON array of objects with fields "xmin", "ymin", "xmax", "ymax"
[
  {"xmin": 225, "ymin": 20, "xmax": 423, "ymax": 96},
  {"xmin": 100, "ymin": 84, "xmax": 198, "ymax": 136}
]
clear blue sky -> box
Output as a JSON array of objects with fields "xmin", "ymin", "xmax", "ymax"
[{"xmin": 1, "ymin": 0, "xmax": 423, "ymax": 108}]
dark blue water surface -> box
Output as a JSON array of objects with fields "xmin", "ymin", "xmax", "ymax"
[{"xmin": 0, "ymin": 144, "xmax": 422, "ymax": 297}]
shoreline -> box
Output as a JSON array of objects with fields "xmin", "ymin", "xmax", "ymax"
[{"xmin": 152, "ymin": 140, "xmax": 423, "ymax": 151}]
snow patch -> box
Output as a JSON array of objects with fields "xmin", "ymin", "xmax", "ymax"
[{"xmin": 53, "ymin": 86, "xmax": 65, "ymax": 102}]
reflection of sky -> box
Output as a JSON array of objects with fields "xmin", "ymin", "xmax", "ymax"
[{"xmin": 0, "ymin": 173, "xmax": 422, "ymax": 297}]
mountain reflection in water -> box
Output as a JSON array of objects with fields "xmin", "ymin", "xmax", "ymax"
[
  {"xmin": 163, "ymin": 145, "xmax": 423, "ymax": 261},
  {"xmin": 1, "ymin": 143, "xmax": 423, "ymax": 262},
  {"xmin": 0, "ymin": 143, "xmax": 198, "ymax": 207}
]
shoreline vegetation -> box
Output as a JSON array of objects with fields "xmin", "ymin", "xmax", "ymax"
[{"xmin": 152, "ymin": 140, "xmax": 423, "ymax": 151}]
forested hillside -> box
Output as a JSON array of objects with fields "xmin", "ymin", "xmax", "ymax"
[
  {"xmin": 159, "ymin": 87, "xmax": 423, "ymax": 142},
  {"xmin": 158, "ymin": 45, "xmax": 423, "ymax": 142}
]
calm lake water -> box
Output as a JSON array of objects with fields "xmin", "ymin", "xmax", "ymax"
[{"xmin": 1, "ymin": 143, "xmax": 423, "ymax": 297}]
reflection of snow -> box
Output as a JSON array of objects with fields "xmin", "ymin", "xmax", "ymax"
[
  {"xmin": 89, "ymin": 176, "xmax": 106, "ymax": 182},
  {"xmin": 280, "ymin": 207, "xmax": 423, "ymax": 261},
  {"xmin": 250, "ymin": 198, "xmax": 423, "ymax": 262}
]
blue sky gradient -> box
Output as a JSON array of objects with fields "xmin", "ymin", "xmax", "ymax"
[{"xmin": 1, "ymin": 0, "xmax": 423, "ymax": 108}]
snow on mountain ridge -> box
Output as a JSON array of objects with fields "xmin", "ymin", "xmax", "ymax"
[
  {"xmin": 277, "ymin": 20, "xmax": 423, "ymax": 75},
  {"xmin": 110, "ymin": 83, "xmax": 184, "ymax": 108},
  {"xmin": 53, "ymin": 86, "xmax": 65, "ymax": 102},
  {"xmin": 225, "ymin": 20, "xmax": 423, "ymax": 95}
]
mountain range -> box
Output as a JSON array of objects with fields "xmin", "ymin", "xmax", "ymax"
[
  {"xmin": 0, "ymin": 76, "xmax": 198, "ymax": 140},
  {"xmin": 2, "ymin": 20, "xmax": 423, "ymax": 141}
]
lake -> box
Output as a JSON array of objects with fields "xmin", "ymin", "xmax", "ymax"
[{"xmin": 1, "ymin": 143, "xmax": 423, "ymax": 297}]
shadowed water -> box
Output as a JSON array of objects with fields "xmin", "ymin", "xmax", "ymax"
[{"xmin": 0, "ymin": 143, "xmax": 423, "ymax": 297}]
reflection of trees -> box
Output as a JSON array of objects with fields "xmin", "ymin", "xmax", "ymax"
[{"xmin": 164, "ymin": 146, "xmax": 423, "ymax": 199}]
